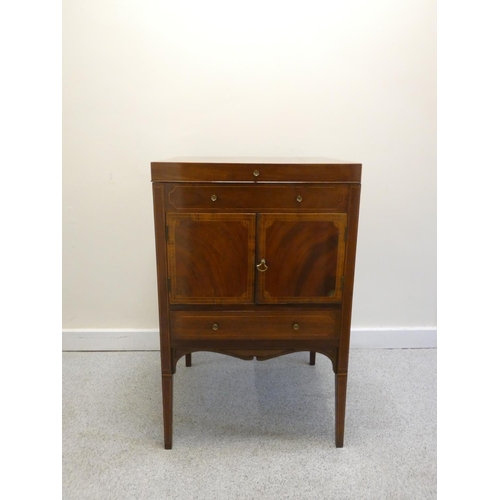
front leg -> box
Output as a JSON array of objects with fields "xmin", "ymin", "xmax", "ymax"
[
  {"xmin": 335, "ymin": 372, "xmax": 347, "ymax": 448},
  {"xmin": 162, "ymin": 373, "xmax": 173, "ymax": 449}
]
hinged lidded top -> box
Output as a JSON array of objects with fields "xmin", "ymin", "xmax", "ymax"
[{"xmin": 151, "ymin": 157, "xmax": 361, "ymax": 183}]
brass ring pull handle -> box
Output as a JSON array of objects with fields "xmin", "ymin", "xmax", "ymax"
[
  {"xmin": 211, "ymin": 194, "xmax": 217, "ymax": 201},
  {"xmin": 293, "ymin": 323, "xmax": 299, "ymax": 331},
  {"xmin": 212, "ymin": 323, "xmax": 219, "ymax": 331},
  {"xmin": 256, "ymin": 258, "xmax": 268, "ymax": 272},
  {"xmin": 296, "ymin": 195, "xmax": 303, "ymax": 202}
]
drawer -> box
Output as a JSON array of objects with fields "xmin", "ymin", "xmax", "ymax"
[
  {"xmin": 170, "ymin": 310, "xmax": 341, "ymax": 341},
  {"xmin": 166, "ymin": 185, "xmax": 349, "ymax": 211}
]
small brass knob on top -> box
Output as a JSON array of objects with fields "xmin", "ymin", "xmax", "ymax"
[
  {"xmin": 211, "ymin": 194, "xmax": 217, "ymax": 202},
  {"xmin": 212, "ymin": 323, "xmax": 219, "ymax": 331},
  {"xmin": 253, "ymin": 169, "xmax": 260, "ymax": 177},
  {"xmin": 293, "ymin": 323, "xmax": 299, "ymax": 331},
  {"xmin": 296, "ymin": 195, "xmax": 303, "ymax": 203}
]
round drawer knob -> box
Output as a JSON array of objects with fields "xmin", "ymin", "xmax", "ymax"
[
  {"xmin": 253, "ymin": 169, "xmax": 260, "ymax": 177},
  {"xmin": 211, "ymin": 194, "xmax": 217, "ymax": 202},
  {"xmin": 296, "ymin": 195, "xmax": 303, "ymax": 203},
  {"xmin": 212, "ymin": 323, "xmax": 219, "ymax": 330},
  {"xmin": 293, "ymin": 323, "xmax": 299, "ymax": 331}
]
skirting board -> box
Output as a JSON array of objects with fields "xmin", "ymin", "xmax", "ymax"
[{"xmin": 62, "ymin": 327, "xmax": 436, "ymax": 351}]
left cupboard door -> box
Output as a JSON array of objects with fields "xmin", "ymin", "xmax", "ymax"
[{"xmin": 166, "ymin": 213, "xmax": 256, "ymax": 304}]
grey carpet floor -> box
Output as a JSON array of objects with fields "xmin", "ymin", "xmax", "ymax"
[{"xmin": 63, "ymin": 349, "xmax": 436, "ymax": 500}]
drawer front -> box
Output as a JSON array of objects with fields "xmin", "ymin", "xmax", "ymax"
[
  {"xmin": 166, "ymin": 185, "xmax": 349, "ymax": 211},
  {"xmin": 170, "ymin": 310, "xmax": 341, "ymax": 341}
]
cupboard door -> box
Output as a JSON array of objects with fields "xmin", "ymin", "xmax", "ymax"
[
  {"xmin": 167, "ymin": 213, "xmax": 256, "ymax": 304},
  {"xmin": 257, "ymin": 213, "xmax": 347, "ymax": 303}
]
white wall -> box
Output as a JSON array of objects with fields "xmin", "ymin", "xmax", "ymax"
[{"xmin": 63, "ymin": 0, "xmax": 436, "ymax": 332}]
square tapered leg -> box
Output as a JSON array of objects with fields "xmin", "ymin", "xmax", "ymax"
[
  {"xmin": 162, "ymin": 374, "xmax": 173, "ymax": 449},
  {"xmin": 335, "ymin": 372, "xmax": 347, "ymax": 448}
]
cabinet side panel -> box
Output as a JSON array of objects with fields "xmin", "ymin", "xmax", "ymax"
[
  {"xmin": 337, "ymin": 185, "xmax": 361, "ymax": 373},
  {"xmin": 152, "ymin": 183, "xmax": 171, "ymax": 373}
]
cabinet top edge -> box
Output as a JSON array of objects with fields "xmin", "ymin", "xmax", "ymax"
[
  {"xmin": 153, "ymin": 157, "xmax": 360, "ymax": 164},
  {"xmin": 151, "ymin": 159, "xmax": 362, "ymax": 183}
]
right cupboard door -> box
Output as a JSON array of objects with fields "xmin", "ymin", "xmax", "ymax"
[{"xmin": 257, "ymin": 213, "xmax": 347, "ymax": 304}]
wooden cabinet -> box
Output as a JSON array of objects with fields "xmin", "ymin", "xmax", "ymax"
[{"xmin": 151, "ymin": 158, "xmax": 361, "ymax": 449}]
